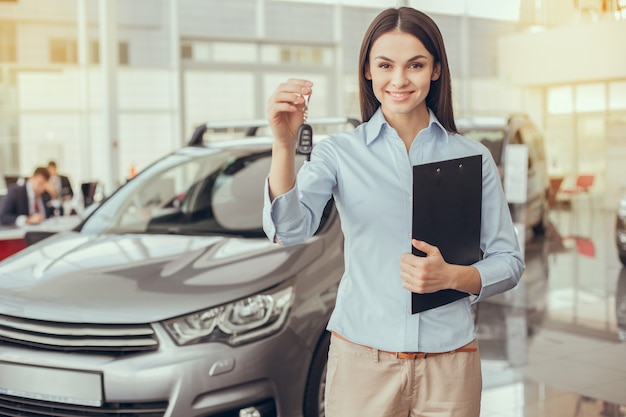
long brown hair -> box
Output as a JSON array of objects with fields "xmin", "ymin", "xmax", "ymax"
[{"xmin": 357, "ymin": 7, "xmax": 457, "ymax": 133}]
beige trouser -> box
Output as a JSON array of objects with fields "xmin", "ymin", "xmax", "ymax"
[{"xmin": 324, "ymin": 333, "xmax": 482, "ymax": 417}]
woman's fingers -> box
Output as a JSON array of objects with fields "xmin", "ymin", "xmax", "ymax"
[
  {"xmin": 284, "ymin": 78, "xmax": 313, "ymax": 91},
  {"xmin": 270, "ymin": 102, "xmax": 299, "ymax": 113},
  {"xmin": 267, "ymin": 79, "xmax": 313, "ymax": 144},
  {"xmin": 272, "ymin": 91, "xmax": 304, "ymax": 105}
]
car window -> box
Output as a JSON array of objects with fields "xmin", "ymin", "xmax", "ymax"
[
  {"xmin": 81, "ymin": 148, "xmax": 314, "ymax": 238},
  {"xmin": 212, "ymin": 156, "xmax": 271, "ymax": 230},
  {"xmin": 519, "ymin": 124, "xmax": 546, "ymax": 162},
  {"xmin": 510, "ymin": 130, "xmax": 523, "ymax": 145},
  {"xmin": 116, "ymin": 158, "xmax": 204, "ymax": 231},
  {"xmin": 460, "ymin": 129, "xmax": 506, "ymax": 165}
]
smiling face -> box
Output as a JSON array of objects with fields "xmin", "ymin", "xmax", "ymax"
[{"xmin": 365, "ymin": 30, "xmax": 440, "ymax": 125}]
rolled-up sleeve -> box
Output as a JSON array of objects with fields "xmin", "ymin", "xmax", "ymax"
[
  {"xmin": 263, "ymin": 181, "xmax": 302, "ymax": 245},
  {"xmin": 263, "ymin": 139, "xmax": 338, "ymax": 247},
  {"xmin": 472, "ymin": 151, "xmax": 525, "ymax": 302}
]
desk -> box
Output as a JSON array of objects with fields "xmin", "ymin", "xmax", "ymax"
[
  {"xmin": 549, "ymin": 176, "xmax": 564, "ymax": 208},
  {"xmin": 0, "ymin": 216, "xmax": 82, "ymax": 261}
]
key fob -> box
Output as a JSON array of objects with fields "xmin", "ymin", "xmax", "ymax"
[{"xmin": 297, "ymin": 123, "xmax": 313, "ymax": 155}]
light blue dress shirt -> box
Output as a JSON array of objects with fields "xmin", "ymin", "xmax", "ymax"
[{"xmin": 263, "ymin": 108, "xmax": 525, "ymax": 353}]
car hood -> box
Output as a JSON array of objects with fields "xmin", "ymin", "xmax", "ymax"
[{"xmin": 0, "ymin": 232, "xmax": 323, "ymax": 324}]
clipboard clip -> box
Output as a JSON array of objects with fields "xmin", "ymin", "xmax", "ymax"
[{"xmin": 436, "ymin": 163, "xmax": 464, "ymax": 173}]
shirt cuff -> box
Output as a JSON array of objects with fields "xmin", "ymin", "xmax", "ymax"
[
  {"xmin": 263, "ymin": 178, "xmax": 302, "ymax": 243},
  {"xmin": 15, "ymin": 215, "xmax": 27, "ymax": 227},
  {"xmin": 470, "ymin": 260, "xmax": 520, "ymax": 303}
]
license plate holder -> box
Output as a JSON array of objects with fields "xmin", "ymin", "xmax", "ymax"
[{"xmin": 0, "ymin": 361, "xmax": 103, "ymax": 407}]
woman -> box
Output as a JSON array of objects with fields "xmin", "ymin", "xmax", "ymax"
[{"xmin": 263, "ymin": 7, "xmax": 524, "ymax": 417}]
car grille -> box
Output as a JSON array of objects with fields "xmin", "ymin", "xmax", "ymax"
[
  {"xmin": 0, "ymin": 395, "xmax": 167, "ymax": 417},
  {"xmin": 0, "ymin": 314, "xmax": 158, "ymax": 354}
]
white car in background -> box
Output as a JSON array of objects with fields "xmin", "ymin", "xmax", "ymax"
[
  {"xmin": 457, "ymin": 113, "xmax": 550, "ymax": 236},
  {"xmin": 616, "ymin": 194, "xmax": 626, "ymax": 266}
]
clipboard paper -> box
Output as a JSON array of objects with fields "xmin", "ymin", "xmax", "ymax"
[{"xmin": 411, "ymin": 155, "xmax": 482, "ymax": 314}]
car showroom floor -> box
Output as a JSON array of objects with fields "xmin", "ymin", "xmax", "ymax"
[{"xmin": 478, "ymin": 196, "xmax": 626, "ymax": 417}]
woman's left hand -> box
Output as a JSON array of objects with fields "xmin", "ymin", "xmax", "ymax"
[{"xmin": 400, "ymin": 239, "xmax": 452, "ymax": 293}]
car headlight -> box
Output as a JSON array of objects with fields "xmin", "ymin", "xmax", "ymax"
[
  {"xmin": 163, "ymin": 284, "xmax": 294, "ymax": 346},
  {"xmin": 619, "ymin": 197, "xmax": 626, "ymax": 219}
]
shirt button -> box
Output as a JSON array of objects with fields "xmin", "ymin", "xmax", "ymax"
[{"xmin": 409, "ymin": 196, "xmax": 412, "ymax": 202}]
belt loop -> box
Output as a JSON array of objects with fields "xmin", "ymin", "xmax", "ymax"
[{"xmin": 372, "ymin": 347, "xmax": 379, "ymax": 363}]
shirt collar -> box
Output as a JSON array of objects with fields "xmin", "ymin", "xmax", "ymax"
[
  {"xmin": 26, "ymin": 180, "xmax": 37, "ymax": 202},
  {"xmin": 364, "ymin": 107, "xmax": 449, "ymax": 146},
  {"xmin": 26, "ymin": 180, "xmax": 34, "ymax": 196}
]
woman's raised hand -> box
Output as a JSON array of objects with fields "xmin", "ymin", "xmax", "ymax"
[{"xmin": 266, "ymin": 78, "xmax": 313, "ymax": 149}]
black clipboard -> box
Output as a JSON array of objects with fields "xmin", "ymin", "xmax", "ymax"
[{"xmin": 411, "ymin": 154, "xmax": 482, "ymax": 314}]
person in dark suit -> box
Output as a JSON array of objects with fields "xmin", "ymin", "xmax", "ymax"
[
  {"xmin": 0, "ymin": 167, "xmax": 53, "ymax": 226},
  {"xmin": 46, "ymin": 160, "xmax": 74, "ymax": 201}
]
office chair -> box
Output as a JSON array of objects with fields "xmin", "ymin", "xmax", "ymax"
[
  {"xmin": 557, "ymin": 174, "xmax": 595, "ymax": 239},
  {"xmin": 81, "ymin": 181, "xmax": 99, "ymax": 208},
  {"xmin": 558, "ymin": 173, "xmax": 595, "ymax": 210}
]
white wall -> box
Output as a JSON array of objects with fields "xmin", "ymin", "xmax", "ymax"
[
  {"xmin": 606, "ymin": 121, "xmax": 626, "ymax": 207},
  {"xmin": 183, "ymin": 71, "xmax": 256, "ymax": 133},
  {"xmin": 17, "ymin": 68, "xmax": 178, "ymax": 192},
  {"xmin": 498, "ymin": 19, "xmax": 626, "ymax": 86}
]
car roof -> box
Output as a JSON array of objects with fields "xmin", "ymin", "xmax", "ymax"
[
  {"xmin": 456, "ymin": 113, "xmax": 534, "ymax": 131},
  {"xmin": 187, "ymin": 117, "xmax": 360, "ymax": 146},
  {"xmin": 456, "ymin": 116, "xmax": 508, "ymax": 130},
  {"xmin": 202, "ymin": 136, "xmax": 276, "ymax": 149}
]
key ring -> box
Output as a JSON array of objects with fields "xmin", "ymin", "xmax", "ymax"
[
  {"xmin": 302, "ymin": 94, "xmax": 310, "ymax": 122},
  {"xmin": 296, "ymin": 94, "xmax": 313, "ymax": 160}
]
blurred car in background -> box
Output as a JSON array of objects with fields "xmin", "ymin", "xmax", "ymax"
[
  {"xmin": 0, "ymin": 118, "xmax": 358, "ymax": 417},
  {"xmin": 617, "ymin": 267, "xmax": 626, "ymax": 342},
  {"xmin": 616, "ymin": 194, "xmax": 626, "ymax": 266},
  {"xmin": 457, "ymin": 113, "xmax": 550, "ymax": 237}
]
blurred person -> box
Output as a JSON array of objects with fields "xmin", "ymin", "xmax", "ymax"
[
  {"xmin": 264, "ymin": 7, "xmax": 524, "ymax": 417},
  {"xmin": 46, "ymin": 160, "xmax": 74, "ymax": 201},
  {"xmin": 46, "ymin": 160, "xmax": 75, "ymax": 216},
  {"xmin": 0, "ymin": 167, "xmax": 53, "ymax": 226}
]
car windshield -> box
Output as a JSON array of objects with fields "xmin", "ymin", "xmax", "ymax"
[
  {"xmin": 460, "ymin": 129, "xmax": 506, "ymax": 166},
  {"xmin": 81, "ymin": 146, "xmax": 287, "ymax": 237}
]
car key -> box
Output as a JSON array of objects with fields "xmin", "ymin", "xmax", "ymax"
[{"xmin": 297, "ymin": 94, "xmax": 313, "ymax": 160}]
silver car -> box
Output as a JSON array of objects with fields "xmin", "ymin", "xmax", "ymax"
[{"xmin": 0, "ymin": 121, "xmax": 354, "ymax": 417}]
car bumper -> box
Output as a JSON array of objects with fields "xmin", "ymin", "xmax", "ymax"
[{"xmin": 0, "ymin": 324, "xmax": 313, "ymax": 417}]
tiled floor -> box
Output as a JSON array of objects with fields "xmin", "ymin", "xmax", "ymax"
[{"xmin": 478, "ymin": 200, "xmax": 626, "ymax": 416}]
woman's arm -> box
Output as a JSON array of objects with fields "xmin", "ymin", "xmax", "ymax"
[
  {"xmin": 268, "ymin": 141, "xmax": 297, "ymax": 201},
  {"xmin": 400, "ymin": 239, "xmax": 482, "ymax": 295},
  {"xmin": 264, "ymin": 78, "xmax": 338, "ymax": 246},
  {"xmin": 266, "ymin": 79, "xmax": 313, "ymax": 200}
]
